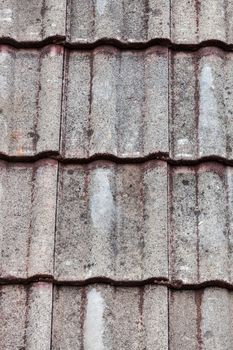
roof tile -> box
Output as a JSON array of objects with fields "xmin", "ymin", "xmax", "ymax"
[
  {"xmin": 0, "ymin": 282, "xmax": 52, "ymax": 350},
  {"xmin": 67, "ymin": 0, "xmax": 170, "ymax": 44},
  {"xmin": 169, "ymin": 163, "xmax": 233, "ymax": 284},
  {"xmin": 52, "ymin": 284, "xmax": 168, "ymax": 350},
  {"xmin": 55, "ymin": 161, "xmax": 168, "ymax": 281},
  {"xmin": 61, "ymin": 47, "xmax": 168, "ymax": 159},
  {"xmin": 0, "ymin": 160, "xmax": 57, "ymax": 279},
  {"xmin": 0, "ymin": 45, "xmax": 63, "ymax": 157},
  {"xmin": 170, "ymin": 48, "xmax": 233, "ymax": 160},
  {"xmin": 170, "ymin": 288, "xmax": 233, "ymax": 350},
  {"xmin": 171, "ymin": 0, "xmax": 233, "ymax": 45},
  {"xmin": 0, "ymin": 0, "xmax": 66, "ymax": 42}
]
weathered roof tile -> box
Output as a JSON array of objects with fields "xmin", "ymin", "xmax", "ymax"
[
  {"xmin": 61, "ymin": 46, "xmax": 168, "ymax": 159},
  {"xmin": 52, "ymin": 284, "xmax": 168, "ymax": 350},
  {"xmin": 0, "ymin": 160, "xmax": 57, "ymax": 279},
  {"xmin": 0, "ymin": 0, "xmax": 66, "ymax": 42},
  {"xmin": 0, "ymin": 45, "xmax": 63, "ymax": 157},
  {"xmin": 169, "ymin": 163, "xmax": 233, "ymax": 284},
  {"xmin": 67, "ymin": 0, "xmax": 170, "ymax": 44},
  {"xmin": 55, "ymin": 161, "xmax": 168, "ymax": 281},
  {"xmin": 171, "ymin": 0, "xmax": 233, "ymax": 45},
  {"xmin": 0, "ymin": 283, "xmax": 52, "ymax": 350},
  {"xmin": 170, "ymin": 48, "xmax": 233, "ymax": 160},
  {"xmin": 170, "ymin": 288, "xmax": 233, "ymax": 350}
]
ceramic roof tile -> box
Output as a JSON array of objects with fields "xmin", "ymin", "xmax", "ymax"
[
  {"xmin": 171, "ymin": 0, "xmax": 233, "ymax": 45},
  {"xmin": 0, "ymin": 0, "xmax": 66, "ymax": 42},
  {"xmin": 169, "ymin": 163, "xmax": 233, "ymax": 284},
  {"xmin": 0, "ymin": 160, "xmax": 57, "ymax": 279},
  {"xmin": 170, "ymin": 48, "xmax": 233, "ymax": 161},
  {"xmin": 0, "ymin": 282, "xmax": 53, "ymax": 350},
  {"xmin": 66, "ymin": 0, "xmax": 170, "ymax": 44},
  {"xmin": 169, "ymin": 288, "xmax": 233, "ymax": 350},
  {"xmin": 55, "ymin": 161, "xmax": 168, "ymax": 281},
  {"xmin": 0, "ymin": 45, "xmax": 63, "ymax": 157},
  {"xmin": 61, "ymin": 46, "xmax": 168, "ymax": 159},
  {"xmin": 52, "ymin": 284, "xmax": 168, "ymax": 350}
]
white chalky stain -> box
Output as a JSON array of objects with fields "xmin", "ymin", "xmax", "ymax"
[
  {"xmin": 96, "ymin": 0, "xmax": 107, "ymax": 15},
  {"xmin": 84, "ymin": 288, "xmax": 106, "ymax": 350},
  {"xmin": 199, "ymin": 64, "xmax": 220, "ymax": 154},
  {"xmin": 0, "ymin": 9, "xmax": 13, "ymax": 22},
  {"xmin": 90, "ymin": 169, "xmax": 115, "ymax": 233}
]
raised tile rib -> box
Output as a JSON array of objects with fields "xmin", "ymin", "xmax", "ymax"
[
  {"xmin": 52, "ymin": 284, "xmax": 168, "ymax": 350},
  {"xmin": 55, "ymin": 161, "xmax": 168, "ymax": 281},
  {"xmin": 61, "ymin": 46, "xmax": 169, "ymax": 159},
  {"xmin": 0, "ymin": 45, "xmax": 63, "ymax": 158},
  {"xmin": 0, "ymin": 160, "xmax": 57, "ymax": 279},
  {"xmin": 169, "ymin": 288, "xmax": 233, "ymax": 350},
  {"xmin": 0, "ymin": 0, "xmax": 66, "ymax": 43},
  {"xmin": 0, "ymin": 282, "xmax": 53, "ymax": 350}
]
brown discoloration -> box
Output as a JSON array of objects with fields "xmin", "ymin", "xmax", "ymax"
[
  {"xmin": 88, "ymin": 52, "xmax": 94, "ymax": 157},
  {"xmin": 79, "ymin": 288, "xmax": 87, "ymax": 350},
  {"xmin": 195, "ymin": 290, "xmax": 203, "ymax": 349},
  {"xmin": 194, "ymin": 54, "xmax": 200, "ymax": 158},
  {"xmin": 195, "ymin": 169, "xmax": 200, "ymax": 283}
]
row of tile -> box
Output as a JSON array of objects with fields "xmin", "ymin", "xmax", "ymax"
[
  {"xmin": 1, "ymin": 45, "xmax": 233, "ymax": 160},
  {"xmin": 1, "ymin": 159, "xmax": 233, "ymax": 283},
  {"xmin": 1, "ymin": 0, "xmax": 233, "ymax": 45},
  {"xmin": 1, "ymin": 283, "xmax": 232, "ymax": 350}
]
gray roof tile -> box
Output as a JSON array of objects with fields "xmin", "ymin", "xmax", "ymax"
[
  {"xmin": 67, "ymin": 0, "xmax": 170, "ymax": 44},
  {"xmin": 52, "ymin": 284, "xmax": 168, "ymax": 350},
  {"xmin": 170, "ymin": 48, "xmax": 233, "ymax": 161},
  {"xmin": 55, "ymin": 161, "xmax": 168, "ymax": 281},
  {"xmin": 61, "ymin": 46, "xmax": 168, "ymax": 159},
  {"xmin": 171, "ymin": 0, "xmax": 233, "ymax": 45},
  {"xmin": 170, "ymin": 163, "xmax": 233, "ymax": 284},
  {"xmin": 0, "ymin": 0, "xmax": 66, "ymax": 42},
  {"xmin": 0, "ymin": 283, "xmax": 52, "ymax": 350},
  {"xmin": 0, "ymin": 160, "xmax": 57, "ymax": 279},
  {"xmin": 0, "ymin": 45, "xmax": 63, "ymax": 157},
  {"xmin": 170, "ymin": 288, "xmax": 233, "ymax": 350}
]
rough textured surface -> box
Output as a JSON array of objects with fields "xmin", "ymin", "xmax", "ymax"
[
  {"xmin": 170, "ymin": 288, "xmax": 233, "ymax": 350},
  {"xmin": 170, "ymin": 48, "xmax": 233, "ymax": 160},
  {"xmin": 0, "ymin": 45, "xmax": 63, "ymax": 157},
  {"xmin": 61, "ymin": 46, "xmax": 168, "ymax": 159},
  {"xmin": 169, "ymin": 163, "xmax": 233, "ymax": 284},
  {"xmin": 67, "ymin": 0, "xmax": 170, "ymax": 44},
  {"xmin": 0, "ymin": 283, "xmax": 52, "ymax": 350},
  {"xmin": 1, "ymin": 1, "xmax": 233, "ymax": 349},
  {"xmin": 52, "ymin": 284, "xmax": 168, "ymax": 350},
  {"xmin": 55, "ymin": 161, "xmax": 167, "ymax": 281},
  {"xmin": 0, "ymin": 0, "xmax": 66, "ymax": 42},
  {"xmin": 171, "ymin": 0, "xmax": 233, "ymax": 45},
  {"xmin": 0, "ymin": 160, "xmax": 57, "ymax": 279}
]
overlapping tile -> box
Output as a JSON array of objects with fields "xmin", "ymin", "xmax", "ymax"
[
  {"xmin": 0, "ymin": 160, "xmax": 57, "ymax": 279},
  {"xmin": 170, "ymin": 288, "xmax": 233, "ymax": 350},
  {"xmin": 0, "ymin": 45, "xmax": 63, "ymax": 157},
  {"xmin": 169, "ymin": 163, "xmax": 233, "ymax": 284},
  {"xmin": 52, "ymin": 284, "xmax": 168, "ymax": 350},
  {"xmin": 170, "ymin": 48, "xmax": 233, "ymax": 161},
  {"xmin": 61, "ymin": 46, "xmax": 168, "ymax": 159},
  {"xmin": 171, "ymin": 0, "xmax": 233, "ymax": 45},
  {"xmin": 0, "ymin": 0, "xmax": 66, "ymax": 42},
  {"xmin": 0, "ymin": 282, "xmax": 52, "ymax": 350},
  {"xmin": 55, "ymin": 161, "xmax": 168, "ymax": 281},
  {"xmin": 66, "ymin": 0, "xmax": 170, "ymax": 44}
]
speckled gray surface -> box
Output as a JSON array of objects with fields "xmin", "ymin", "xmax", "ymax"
[{"xmin": 1, "ymin": 1, "xmax": 233, "ymax": 349}]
